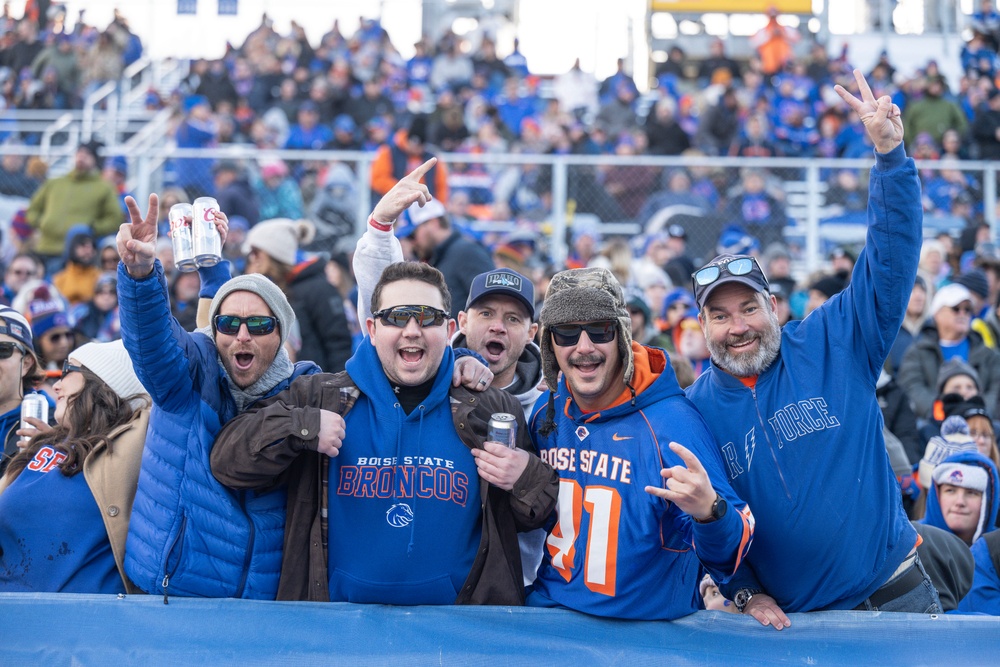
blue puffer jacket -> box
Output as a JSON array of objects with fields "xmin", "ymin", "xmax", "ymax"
[{"xmin": 119, "ymin": 261, "xmax": 319, "ymax": 599}]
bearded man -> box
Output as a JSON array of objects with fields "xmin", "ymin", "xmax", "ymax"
[{"xmin": 685, "ymin": 70, "xmax": 942, "ymax": 628}]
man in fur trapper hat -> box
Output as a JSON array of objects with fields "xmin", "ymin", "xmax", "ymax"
[{"xmin": 527, "ymin": 265, "xmax": 756, "ymax": 621}]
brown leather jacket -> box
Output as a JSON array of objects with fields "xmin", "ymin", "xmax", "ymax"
[{"xmin": 211, "ymin": 371, "xmax": 558, "ymax": 603}]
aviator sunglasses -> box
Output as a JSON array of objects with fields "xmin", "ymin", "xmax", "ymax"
[
  {"xmin": 549, "ymin": 321, "xmax": 617, "ymax": 347},
  {"xmin": 692, "ymin": 256, "xmax": 763, "ymax": 289},
  {"xmin": 373, "ymin": 305, "xmax": 448, "ymax": 328},
  {"xmin": 214, "ymin": 314, "xmax": 278, "ymax": 336}
]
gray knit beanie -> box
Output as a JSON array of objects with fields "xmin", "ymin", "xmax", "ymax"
[
  {"xmin": 936, "ymin": 358, "xmax": 981, "ymax": 395},
  {"xmin": 539, "ymin": 266, "xmax": 634, "ymax": 393},
  {"xmin": 208, "ymin": 274, "xmax": 295, "ymax": 347}
]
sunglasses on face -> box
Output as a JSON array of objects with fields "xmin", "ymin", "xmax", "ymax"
[
  {"xmin": 373, "ymin": 305, "xmax": 448, "ymax": 328},
  {"xmin": 949, "ymin": 304, "xmax": 974, "ymax": 315},
  {"xmin": 8, "ymin": 268, "xmax": 35, "ymax": 277},
  {"xmin": 693, "ymin": 257, "xmax": 762, "ymax": 288},
  {"xmin": 0, "ymin": 341, "xmax": 26, "ymax": 359},
  {"xmin": 550, "ymin": 321, "xmax": 617, "ymax": 347},
  {"xmin": 46, "ymin": 331, "xmax": 73, "ymax": 343},
  {"xmin": 214, "ymin": 314, "xmax": 277, "ymax": 336},
  {"xmin": 61, "ymin": 361, "xmax": 84, "ymax": 378}
]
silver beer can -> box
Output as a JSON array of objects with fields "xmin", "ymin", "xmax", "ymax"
[
  {"xmin": 168, "ymin": 203, "xmax": 198, "ymax": 272},
  {"xmin": 192, "ymin": 196, "xmax": 222, "ymax": 267},
  {"xmin": 488, "ymin": 413, "xmax": 518, "ymax": 448},
  {"xmin": 20, "ymin": 393, "xmax": 48, "ymax": 446}
]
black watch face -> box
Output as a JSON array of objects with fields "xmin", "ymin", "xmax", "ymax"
[{"xmin": 714, "ymin": 496, "xmax": 727, "ymax": 519}]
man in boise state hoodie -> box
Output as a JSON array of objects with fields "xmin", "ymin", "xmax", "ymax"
[
  {"xmin": 210, "ymin": 260, "xmax": 558, "ymax": 603},
  {"xmin": 527, "ymin": 266, "xmax": 755, "ymax": 621},
  {"xmin": 686, "ymin": 70, "xmax": 941, "ymax": 629}
]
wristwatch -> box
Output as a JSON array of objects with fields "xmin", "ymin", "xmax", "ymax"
[
  {"xmin": 693, "ymin": 494, "xmax": 728, "ymax": 524},
  {"xmin": 734, "ymin": 588, "xmax": 763, "ymax": 613}
]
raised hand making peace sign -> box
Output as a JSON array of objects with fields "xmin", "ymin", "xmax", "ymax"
[
  {"xmin": 834, "ymin": 68, "xmax": 903, "ymax": 155},
  {"xmin": 117, "ymin": 194, "xmax": 231, "ymax": 279}
]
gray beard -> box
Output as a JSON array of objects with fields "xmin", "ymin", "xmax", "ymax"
[{"xmin": 707, "ymin": 314, "xmax": 782, "ymax": 378}]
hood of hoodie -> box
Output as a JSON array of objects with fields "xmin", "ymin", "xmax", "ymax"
[
  {"xmin": 63, "ymin": 223, "xmax": 95, "ymax": 264},
  {"xmin": 552, "ymin": 343, "xmax": 678, "ymax": 425},
  {"xmin": 346, "ymin": 334, "xmax": 456, "ymax": 415},
  {"xmin": 924, "ymin": 450, "xmax": 1000, "ymax": 544}
]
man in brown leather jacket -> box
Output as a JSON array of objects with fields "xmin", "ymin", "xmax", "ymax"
[{"xmin": 211, "ymin": 260, "xmax": 558, "ymax": 604}]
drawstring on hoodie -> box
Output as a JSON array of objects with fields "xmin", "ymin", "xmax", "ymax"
[
  {"xmin": 392, "ymin": 401, "xmax": 426, "ymax": 556},
  {"xmin": 628, "ymin": 382, "xmax": 636, "ymax": 406}
]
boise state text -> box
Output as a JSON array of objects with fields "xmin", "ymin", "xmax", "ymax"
[
  {"xmin": 539, "ymin": 448, "xmax": 633, "ymax": 483},
  {"xmin": 337, "ymin": 456, "xmax": 470, "ymax": 505}
]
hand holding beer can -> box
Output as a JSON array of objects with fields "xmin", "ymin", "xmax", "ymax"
[
  {"xmin": 19, "ymin": 393, "xmax": 48, "ymax": 447},
  {"xmin": 488, "ymin": 413, "xmax": 518, "ymax": 449}
]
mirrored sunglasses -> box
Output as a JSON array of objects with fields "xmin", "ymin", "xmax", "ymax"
[
  {"xmin": 373, "ymin": 305, "xmax": 448, "ymax": 328},
  {"xmin": 214, "ymin": 314, "xmax": 277, "ymax": 336},
  {"xmin": 693, "ymin": 257, "xmax": 760, "ymax": 288}
]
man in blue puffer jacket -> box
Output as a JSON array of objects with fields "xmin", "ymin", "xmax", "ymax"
[
  {"xmin": 115, "ymin": 194, "xmax": 320, "ymax": 599},
  {"xmin": 686, "ymin": 70, "xmax": 941, "ymax": 628}
]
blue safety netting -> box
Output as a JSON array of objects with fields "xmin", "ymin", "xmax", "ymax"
[{"xmin": 1, "ymin": 593, "xmax": 998, "ymax": 666}]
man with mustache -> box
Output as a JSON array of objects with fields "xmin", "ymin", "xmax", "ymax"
[
  {"xmin": 526, "ymin": 266, "xmax": 755, "ymax": 620},
  {"xmin": 685, "ymin": 69, "xmax": 942, "ymax": 628}
]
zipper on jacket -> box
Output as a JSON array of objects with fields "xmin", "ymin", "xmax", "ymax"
[
  {"xmin": 235, "ymin": 490, "xmax": 254, "ymax": 598},
  {"xmin": 750, "ymin": 385, "xmax": 793, "ymax": 502},
  {"xmin": 161, "ymin": 514, "xmax": 188, "ymax": 604}
]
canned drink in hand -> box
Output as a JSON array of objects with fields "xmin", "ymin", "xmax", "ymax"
[
  {"xmin": 168, "ymin": 203, "xmax": 197, "ymax": 272},
  {"xmin": 20, "ymin": 393, "xmax": 48, "ymax": 446},
  {"xmin": 192, "ymin": 196, "xmax": 222, "ymax": 267},
  {"xmin": 488, "ymin": 413, "xmax": 518, "ymax": 448}
]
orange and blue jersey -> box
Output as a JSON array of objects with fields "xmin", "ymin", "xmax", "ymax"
[{"xmin": 528, "ymin": 344, "xmax": 754, "ymax": 620}]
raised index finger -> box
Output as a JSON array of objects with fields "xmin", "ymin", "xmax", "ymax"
[
  {"xmin": 669, "ymin": 441, "xmax": 705, "ymax": 475},
  {"xmin": 833, "ymin": 84, "xmax": 863, "ymax": 114},
  {"xmin": 405, "ymin": 157, "xmax": 438, "ymax": 183}
]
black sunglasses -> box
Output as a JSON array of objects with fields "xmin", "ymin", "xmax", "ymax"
[
  {"xmin": 214, "ymin": 314, "xmax": 278, "ymax": 336},
  {"xmin": 0, "ymin": 341, "xmax": 26, "ymax": 360},
  {"xmin": 373, "ymin": 305, "xmax": 448, "ymax": 328},
  {"xmin": 46, "ymin": 331, "xmax": 74, "ymax": 343},
  {"xmin": 61, "ymin": 361, "xmax": 84, "ymax": 378},
  {"xmin": 949, "ymin": 304, "xmax": 974, "ymax": 315},
  {"xmin": 693, "ymin": 257, "xmax": 762, "ymax": 288},
  {"xmin": 550, "ymin": 321, "xmax": 617, "ymax": 347}
]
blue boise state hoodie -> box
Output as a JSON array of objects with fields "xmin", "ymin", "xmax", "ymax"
[{"xmin": 327, "ymin": 340, "xmax": 482, "ymax": 604}]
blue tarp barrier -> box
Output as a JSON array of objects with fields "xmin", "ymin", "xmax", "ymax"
[{"xmin": 2, "ymin": 593, "xmax": 1000, "ymax": 665}]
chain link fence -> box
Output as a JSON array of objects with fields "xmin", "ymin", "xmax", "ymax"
[{"xmin": 0, "ymin": 145, "xmax": 996, "ymax": 279}]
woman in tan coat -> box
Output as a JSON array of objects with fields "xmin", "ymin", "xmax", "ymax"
[{"xmin": 0, "ymin": 340, "xmax": 148, "ymax": 593}]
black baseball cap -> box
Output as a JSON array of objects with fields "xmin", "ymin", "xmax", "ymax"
[
  {"xmin": 466, "ymin": 269, "xmax": 535, "ymax": 319},
  {"xmin": 692, "ymin": 254, "xmax": 770, "ymax": 309}
]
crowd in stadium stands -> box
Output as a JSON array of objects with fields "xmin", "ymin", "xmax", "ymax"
[{"xmin": 6, "ymin": 6, "xmax": 1000, "ymax": 616}]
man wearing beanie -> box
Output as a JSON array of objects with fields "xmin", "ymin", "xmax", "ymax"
[
  {"xmin": 212, "ymin": 261, "xmax": 557, "ymax": 603},
  {"xmin": 686, "ymin": 71, "xmax": 940, "ymax": 627},
  {"xmin": 0, "ymin": 305, "xmax": 50, "ymax": 476},
  {"xmin": 899, "ymin": 281, "xmax": 1000, "ymax": 420},
  {"xmin": 525, "ymin": 266, "xmax": 754, "ymax": 621},
  {"xmin": 26, "ymin": 141, "xmax": 120, "ymax": 276},
  {"xmin": 114, "ymin": 193, "xmax": 322, "ymax": 600}
]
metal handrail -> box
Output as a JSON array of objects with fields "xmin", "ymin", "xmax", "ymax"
[
  {"xmin": 39, "ymin": 111, "xmax": 76, "ymax": 158},
  {"xmin": 81, "ymin": 81, "xmax": 117, "ymax": 141}
]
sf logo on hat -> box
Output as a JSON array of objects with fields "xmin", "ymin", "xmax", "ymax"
[{"xmin": 486, "ymin": 272, "xmax": 522, "ymax": 291}]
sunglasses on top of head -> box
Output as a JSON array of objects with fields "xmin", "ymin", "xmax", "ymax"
[
  {"xmin": 214, "ymin": 314, "xmax": 277, "ymax": 336},
  {"xmin": 0, "ymin": 341, "xmax": 26, "ymax": 360},
  {"xmin": 692, "ymin": 256, "xmax": 762, "ymax": 289},
  {"xmin": 373, "ymin": 305, "xmax": 449, "ymax": 328},
  {"xmin": 549, "ymin": 321, "xmax": 617, "ymax": 347}
]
